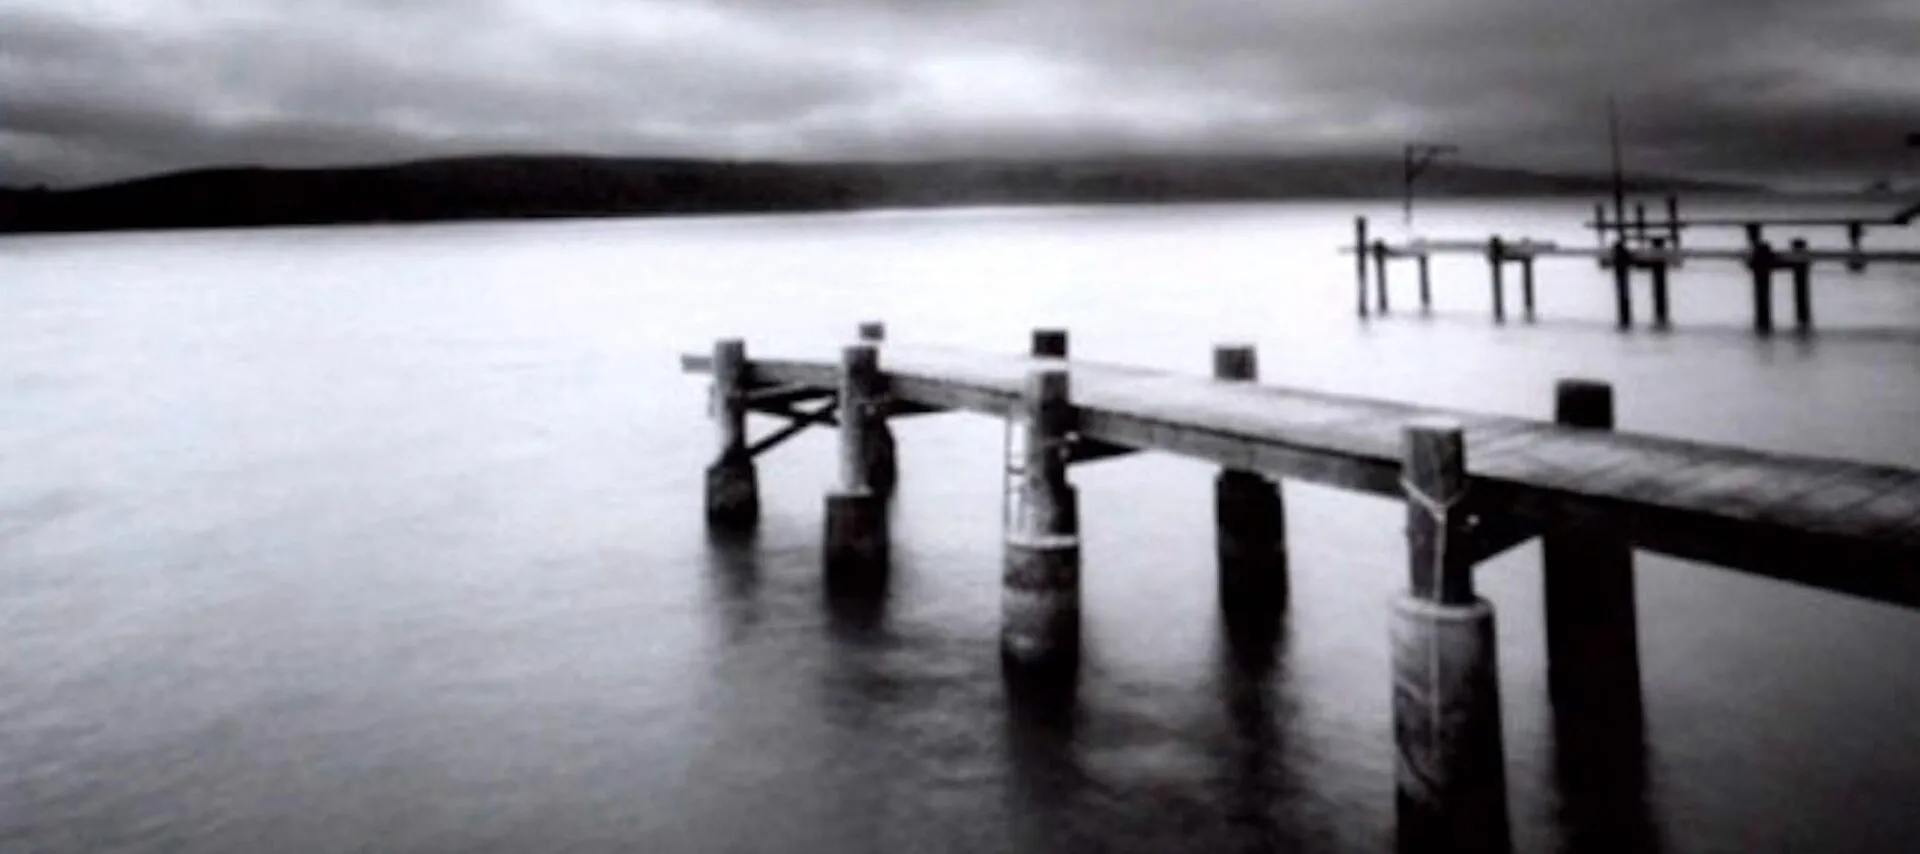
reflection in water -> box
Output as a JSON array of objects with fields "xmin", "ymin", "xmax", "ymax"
[
  {"xmin": 1552, "ymin": 695, "xmax": 1664, "ymax": 854},
  {"xmin": 702, "ymin": 525, "xmax": 763, "ymax": 643},
  {"xmin": 1002, "ymin": 658, "xmax": 1087, "ymax": 853},
  {"xmin": 1211, "ymin": 615, "xmax": 1292, "ymax": 851}
]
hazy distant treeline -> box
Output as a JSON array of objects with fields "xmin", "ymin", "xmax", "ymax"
[{"xmin": 0, "ymin": 155, "xmax": 1747, "ymax": 233}]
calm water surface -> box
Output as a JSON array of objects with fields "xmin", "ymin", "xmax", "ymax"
[{"xmin": 3, "ymin": 199, "xmax": 1919, "ymax": 853}]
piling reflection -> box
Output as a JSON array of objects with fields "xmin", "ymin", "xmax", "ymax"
[
  {"xmin": 1211, "ymin": 613, "xmax": 1295, "ymax": 849},
  {"xmin": 1551, "ymin": 697, "xmax": 1663, "ymax": 854},
  {"xmin": 702, "ymin": 525, "xmax": 763, "ymax": 641},
  {"xmin": 1001, "ymin": 651, "xmax": 1085, "ymax": 852}
]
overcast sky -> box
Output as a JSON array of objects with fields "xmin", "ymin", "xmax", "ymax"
[{"xmin": 2, "ymin": 0, "xmax": 1916, "ymax": 187}]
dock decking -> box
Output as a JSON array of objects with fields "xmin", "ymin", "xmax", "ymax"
[
  {"xmin": 683, "ymin": 343, "xmax": 1920, "ymax": 607},
  {"xmin": 685, "ymin": 326, "xmax": 1920, "ymax": 851}
]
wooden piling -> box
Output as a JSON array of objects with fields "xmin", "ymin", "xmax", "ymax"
[
  {"xmin": 1212, "ymin": 345, "xmax": 1287, "ymax": 624},
  {"xmin": 1487, "ymin": 237, "xmax": 1506, "ymax": 324},
  {"xmin": 1417, "ymin": 254, "xmax": 1433, "ymax": 313},
  {"xmin": 1356, "ymin": 216, "xmax": 1371, "ymax": 318},
  {"xmin": 705, "ymin": 338, "xmax": 760, "ymax": 528},
  {"xmin": 1519, "ymin": 256, "xmax": 1536, "ymax": 322},
  {"xmin": 1032, "ymin": 328, "xmax": 1069, "ymax": 359},
  {"xmin": 1633, "ymin": 202, "xmax": 1648, "ymax": 244},
  {"xmin": 1611, "ymin": 242, "xmax": 1634, "ymax": 330},
  {"xmin": 1790, "ymin": 239, "xmax": 1813, "ymax": 332},
  {"xmin": 1744, "ymin": 221, "xmax": 1763, "ymax": 248},
  {"xmin": 1750, "ymin": 240, "xmax": 1776, "ymax": 335},
  {"xmin": 854, "ymin": 322, "xmax": 898, "ymax": 494},
  {"xmin": 1373, "ymin": 240, "xmax": 1391, "ymax": 315},
  {"xmin": 1649, "ymin": 238, "xmax": 1671, "ymax": 329},
  {"xmin": 1846, "ymin": 222, "xmax": 1866, "ymax": 273},
  {"xmin": 1393, "ymin": 418, "xmax": 1510, "ymax": 854},
  {"xmin": 1003, "ymin": 367, "xmax": 1081, "ymax": 668},
  {"xmin": 1542, "ymin": 380, "xmax": 1645, "ymax": 762},
  {"xmin": 824, "ymin": 344, "xmax": 890, "ymax": 579},
  {"xmin": 1665, "ymin": 195, "xmax": 1682, "ymax": 249}
]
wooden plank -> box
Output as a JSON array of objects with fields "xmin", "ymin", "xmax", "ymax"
[{"xmin": 745, "ymin": 382, "xmax": 834, "ymax": 409}]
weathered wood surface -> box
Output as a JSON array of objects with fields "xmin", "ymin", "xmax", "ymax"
[{"xmin": 683, "ymin": 346, "xmax": 1920, "ymax": 605}]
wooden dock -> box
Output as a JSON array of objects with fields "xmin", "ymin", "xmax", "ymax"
[
  {"xmin": 684, "ymin": 340, "xmax": 1920, "ymax": 594},
  {"xmin": 684, "ymin": 325, "xmax": 1920, "ymax": 851},
  {"xmin": 1348, "ymin": 214, "xmax": 1920, "ymax": 332}
]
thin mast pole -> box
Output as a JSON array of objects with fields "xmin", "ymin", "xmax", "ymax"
[{"xmin": 1609, "ymin": 96, "xmax": 1626, "ymax": 245}]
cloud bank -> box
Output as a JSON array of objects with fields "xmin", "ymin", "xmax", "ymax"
[{"xmin": 2, "ymin": 0, "xmax": 1916, "ymax": 186}]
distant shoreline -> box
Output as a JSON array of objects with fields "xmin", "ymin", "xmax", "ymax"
[{"xmin": 0, "ymin": 153, "xmax": 1763, "ymax": 236}]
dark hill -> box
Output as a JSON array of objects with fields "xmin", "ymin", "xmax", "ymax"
[{"xmin": 0, "ymin": 154, "xmax": 1755, "ymax": 234}]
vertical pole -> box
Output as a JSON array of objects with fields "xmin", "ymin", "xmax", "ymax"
[
  {"xmin": 1665, "ymin": 194, "xmax": 1681, "ymax": 249},
  {"xmin": 1487, "ymin": 237, "xmax": 1506, "ymax": 324},
  {"xmin": 855, "ymin": 322, "xmax": 897, "ymax": 495},
  {"xmin": 1028, "ymin": 329, "xmax": 1075, "ymax": 533},
  {"xmin": 1003, "ymin": 367, "xmax": 1081, "ymax": 670},
  {"xmin": 1356, "ymin": 216, "xmax": 1372, "ymax": 319},
  {"xmin": 1750, "ymin": 240, "xmax": 1776, "ymax": 335},
  {"xmin": 1520, "ymin": 255, "xmax": 1536, "ymax": 322},
  {"xmin": 1032, "ymin": 328, "xmax": 1069, "ymax": 359},
  {"xmin": 1373, "ymin": 241, "xmax": 1391, "ymax": 315},
  {"xmin": 1743, "ymin": 221, "xmax": 1763, "ymax": 249},
  {"xmin": 1393, "ymin": 418, "xmax": 1510, "ymax": 854},
  {"xmin": 1611, "ymin": 242, "xmax": 1634, "ymax": 330},
  {"xmin": 705, "ymin": 338, "xmax": 760, "ymax": 528},
  {"xmin": 1418, "ymin": 254, "xmax": 1433, "ymax": 313},
  {"xmin": 1649, "ymin": 238, "xmax": 1671, "ymax": 329},
  {"xmin": 1846, "ymin": 222, "xmax": 1866, "ymax": 273},
  {"xmin": 1608, "ymin": 95, "xmax": 1627, "ymax": 249},
  {"xmin": 1543, "ymin": 380, "xmax": 1644, "ymax": 788},
  {"xmin": 1790, "ymin": 238, "xmax": 1813, "ymax": 333},
  {"xmin": 1592, "ymin": 203, "xmax": 1606, "ymax": 253},
  {"xmin": 824, "ymin": 344, "xmax": 890, "ymax": 582},
  {"xmin": 1633, "ymin": 202, "xmax": 1648, "ymax": 245},
  {"xmin": 1213, "ymin": 345, "xmax": 1287, "ymax": 629}
]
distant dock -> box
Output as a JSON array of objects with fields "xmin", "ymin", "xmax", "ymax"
[
  {"xmin": 1349, "ymin": 200, "xmax": 1920, "ymax": 332},
  {"xmin": 683, "ymin": 324, "xmax": 1920, "ymax": 852}
]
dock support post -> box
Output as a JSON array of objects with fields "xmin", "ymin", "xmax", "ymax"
[
  {"xmin": 1665, "ymin": 195, "xmax": 1682, "ymax": 249},
  {"xmin": 1356, "ymin": 217, "xmax": 1371, "ymax": 318},
  {"xmin": 1393, "ymin": 419, "xmax": 1510, "ymax": 854},
  {"xmin": 823, "ymin": 344, "xmax": 890, "ymax": 584},
  {"xmin": 1373, "ymin": 241, "xmax": 1391, "ymax": 315},
  {"xmin": 1649, "ymin": 239, "xmax": 1671, "ymax": 329},
  {"xmin": 1417, "ymin": 254, "xmax": 1432, "ymax": 313},
  {"xmin": 1789, "ymin": 239, "xmax": 1813, "ymax": 333},
  {"xmin": 1212, "ymin": 345, "xmax": 1287, "ymax": 627},
  {"xmin": 1633, "ymin": 202, "xmax": 1647, "ymax": 245},
  {"xmin": 854, "ymin": 322, "xmax": 898, "ymax": 496},
  {"xmin": 1487, "ymin": 237, "xmax": 1506, "ymax": 324},
  {"xmin": 1610, "ymin": 242, "xmax": 1634, "ymax": 331},
  {"xmin": 705, "ymin": 338, "xmax": 759, "ymax": 528},
  {"xmin": 1846, "ymin": 222, "xmax": 1866, "ymax": 273},
  {"xmin": 1003, "ymin": 367, "xmax": 1081, "ymax": 670},
  {"xmin": 1519, "ymin": 255, "xmax": 1536, "ymax": 322},
  {"xmin": 1543, "ymin": 380, "xmax": 1645, "ymax": 783},
  {"xmin": 1032, "ymin": 328, "xmax": 1069, "ymax": 359},
  {"xmin": 1750, "ymin": 240, "xmax": 1776, "ymax": 336}
]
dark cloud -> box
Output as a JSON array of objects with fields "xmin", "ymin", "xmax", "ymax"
[{"xmin": 1, "ymin": 0, "xmax": 1915, "ymax": 187}]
